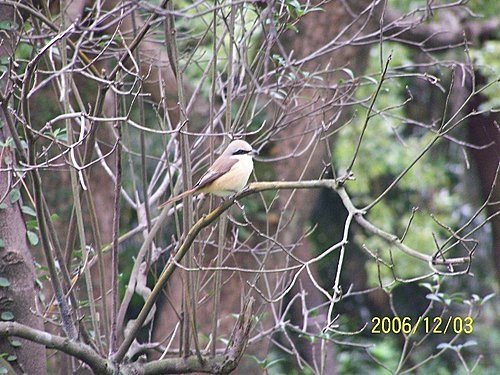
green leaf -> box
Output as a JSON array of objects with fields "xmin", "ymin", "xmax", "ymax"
[
  {"xmin": 6, "ymin": 355, "xmax": 16, "ymax": 362},
  {"xmin": 0, "ymin": 277, "xmax": 10, "ymax": 287},
  {"xmin": 0, "ymin": 21, "xmax": 13, "ymax": 30},
  {"xmin": 263, "ymin": 358, "xmax": 285, "ymax": 369},
  {"xmin": 25, "ymin": 219, "xmax": 38, "ymax": 230},
  {"xmin": 9, "ymin": 340, "xmax": 22, "ymax": 348},
  {"xmin": 0, "ymin": 366, "xmax": 8, "ymax": 374},
  {"xmin": 0, "ymin": 203, "xmax": 7, "ymax": 209},
  {"xmin": 1, "ymin": 311, "xmax": 14, "ymax": 321},
  {"xmin": 8, "ymin": 189, "xmax": 20, "ymax": 204},
  {"xmin": 0, "ymin": 239, "xmax": 4, "ymax": 248},
  {"xmin": 21, "ymin": 206, "xmax": 37, "ymax": 216},
  {"xmin": 27, "ymin": 231, "xmax": 39, "ymax": 246},
  {"xmin": 53, "ymin": 128, "xmax": 67, "ymax": 142}
]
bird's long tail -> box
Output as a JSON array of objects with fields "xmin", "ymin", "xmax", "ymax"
[{"xmin": 158, "ymin": 187, "xmax": 198, "ymax": 208}]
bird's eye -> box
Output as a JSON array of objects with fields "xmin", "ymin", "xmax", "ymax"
[{"xmin": 233, "ymin": 149, "xmax": 250, "ymax": 155}]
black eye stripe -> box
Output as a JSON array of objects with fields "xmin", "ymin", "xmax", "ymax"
[{"xmin": 233, "ymin": 149, "xmax": 250, "ymax": 155}]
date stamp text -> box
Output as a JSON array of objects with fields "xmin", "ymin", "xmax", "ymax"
[{"xmin": 370, "ymin": 316, "xmax": 474, "ymax": 335}]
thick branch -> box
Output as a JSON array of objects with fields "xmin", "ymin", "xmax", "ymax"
[
  {"xmin": 0, "ymin": 322, "xmax": 114, "ymax": 374},
  {"xmin": 0, "ymin": 296, "xmax": 255, "ymax": 375},
  {"xmin": 140, "ymin": 354, "xmax": 248, "ymax": 375},
  {"xmin": 384, "ymin": 8, "xmax": 500, "ymax": 49}
]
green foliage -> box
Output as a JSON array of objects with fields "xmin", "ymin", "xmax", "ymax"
[
  {"xmin": 388, "ymin": 0, "xmax": 427, "ymax": 13},
  {"xmin": 14, "ymin": 41, "xmax": 33, "ymax": 61},
  {"xmin": 249, "ymin": 354, "xmax": 285, "ymax": 370},
  {"xmin": 322, "ymin": 28, "xmax": 499, "ymax": 371},
  {"xmin": 50, "ymin": 127, "xmax": 67, "ymax": 142},
  {"xmin": 173, "ymin": 1, "xmax": 263, "ymax": 101},
  {"xmin": 0, "ymin": 277, "xmax": 10, "ymax": 287},
  {"xmin": 0, "ymin": 21, "xmax": 16, "ymax": 30},
  {"xmin": 265, "ymin": 349, "xmax": 314, "ymax": 375},
  {"xmin": 25, "ymin": 218, "xmax": 38, "ymax": 231},
  {"xmin": 8, "ymin": 341, "xmax": 21, "ymax": 349},
  {"xmin": 472, "ymin": 41, "xmax": 500, "ymax": 111},
  {"xmin": 0, "ymin": 137, "xmax": 13, "ymax": 150},
  {"xmin": 26, "ymin": 231, "xmax": 39, "ymax": 246},
  {"xmin": 2, "ymin": 0, "xmax": 496, "ymax": 372},
  {"xmin": 8, "ymin": 189, "xmax": 20, "ymax": 204},
  {"xmin": 334, "ymin": 56, "xmax": 463, "ymax": 281},
  {"xmin": 468, "ymin": 0, "xmax": 500, "ymax": 15},
  {"xmin": 21, "ymin": 206, "xmax": 36, "ymax": 217},
  {"xmin": 0, "ymin": 312, "xmax": 14, "ymax": 321}
]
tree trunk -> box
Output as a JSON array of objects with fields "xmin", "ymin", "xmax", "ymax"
[
  {"xmin": 271, "ymin": 1, "xmax": 382, "ymax": 371},
  {"xmin": 0, "ymin": 5, "xmax": 46, "ymax": 373},
  {"xmin": 466, "ymin": 84, "xmax": 500, "ymax": 282}
]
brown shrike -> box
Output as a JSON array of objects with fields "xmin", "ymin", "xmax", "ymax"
[{"xmin": 159, "ymin": 140, "xmax": 257, "ymax": 207}]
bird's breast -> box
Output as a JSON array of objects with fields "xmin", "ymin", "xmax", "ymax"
[{"xmin": 205, "ymin": 157, "xmax": 253, "ymax": 197}]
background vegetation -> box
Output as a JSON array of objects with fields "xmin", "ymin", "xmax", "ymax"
[{"xmin": 0, "ymin": 0, "xmax": 498, "ymax": 374}]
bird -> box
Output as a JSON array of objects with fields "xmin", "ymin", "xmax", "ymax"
[{"xmin": 159, "ymin": 140, "xmax": 257, "ymax": 207}]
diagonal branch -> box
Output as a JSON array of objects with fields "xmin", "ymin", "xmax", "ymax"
[{"xmin": 0, "ymin": 322, "xmax": 114, "ymax": 374}]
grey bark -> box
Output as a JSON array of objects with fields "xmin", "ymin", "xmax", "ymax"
[{"xmin": 0, "ymin": 5, "xmax": 46, "ymax": 374}]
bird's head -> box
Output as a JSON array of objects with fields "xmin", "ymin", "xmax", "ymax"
[{"xmin": 224, "ymin": 140, "xmax": 258, "ymax": 158}]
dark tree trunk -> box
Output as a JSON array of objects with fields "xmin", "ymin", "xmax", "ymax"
[
  {"xmin": 272, "ymin": 1, "xmax": 383, "ymax": 372},
  {"xmin": 466, "ymin": 87, "xmax": 500, "ymax": 282}
]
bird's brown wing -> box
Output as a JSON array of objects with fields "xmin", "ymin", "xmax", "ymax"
[{"xmin": 194, "ymin": 157, "xmax": 238, "ymax": 190}]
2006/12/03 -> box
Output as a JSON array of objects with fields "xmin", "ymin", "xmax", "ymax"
[{"xmin": 371, "ymin": 316, "xmax": 474, "ymax": 334}]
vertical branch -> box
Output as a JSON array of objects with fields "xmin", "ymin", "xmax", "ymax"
[
  {"xmin": 64, "ymin": 85, "xmax": 107, "ymax": 270},
  {"xmin": 31, "ymin": 165, "xmax": 78, "ymax": 340},
  {"xmin": 26, "ymin": 15, "xmax": 106, "ymax": 350},
  {"xmin": 3, "ymin": 94, "xmax": 86, "ymax": 347},
  {"xmin": 212, "ymin": 0, "xmax": 236, "ymax": 357},
  {"xmin": 131, "ymin": 10, "xmax": 153, "ymax": 265},
  {"xmin": 19, "ymin": 19, "xmax": 78, "ymax": 342},
  {"xmin": 346, "ymin": 54, "xmax": 392, "ymax": 174},
  {"xmin": 61, "ymin": 30, "xmax": 101, "ymax": 353},
  {"xmin": 209, "ymin": 1, "xmax": 219, "ymax": 357},
  {"xmin": 165, "ymin": 2, "xmax": 202, "ymax": 360},
  {"xmin": 84, "ymin": 186, "xmax": 110, "ymax": 345},
  {"xmin": 110, "ymin": 93, "xmax": 123, "ymax": 354},
  {"xmin": 115, "ymin": 94, "xmax": 142, "ymax": 336}
]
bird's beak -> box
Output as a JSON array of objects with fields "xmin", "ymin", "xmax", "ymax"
[{"xmin": 251, "ymin": 148, "xmax": 259, "ymax": 156}]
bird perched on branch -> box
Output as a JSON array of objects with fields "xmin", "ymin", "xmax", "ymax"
[{"xmin": 159, "ymin": 140, "xmax": 258, "ymax": 207}]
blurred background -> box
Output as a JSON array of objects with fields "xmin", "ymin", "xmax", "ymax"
[{"xmin": 0, "ymin": 0, "xmax": 499, "ymax": 374}]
